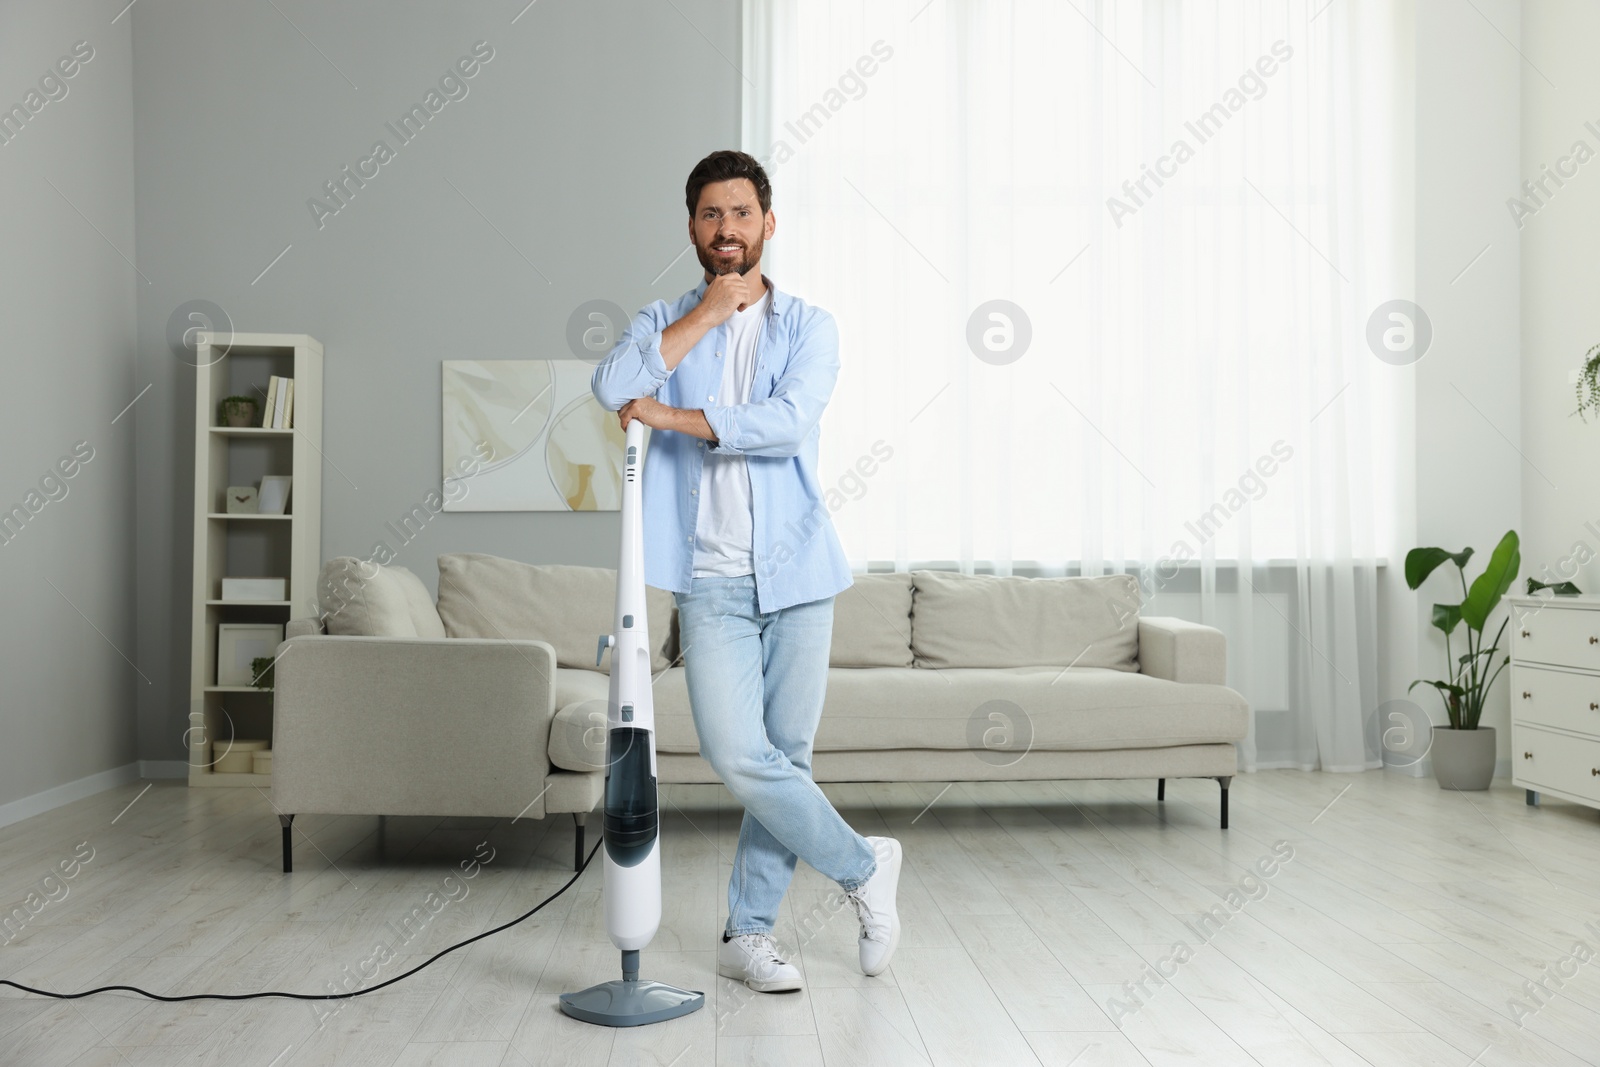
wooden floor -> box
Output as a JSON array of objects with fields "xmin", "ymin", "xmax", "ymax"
[{"xmin": 2, "ymin": 771, "xmax": 1599, "ymax": 1066}]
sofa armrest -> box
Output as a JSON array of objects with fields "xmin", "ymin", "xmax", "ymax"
[
  {"xmin": 1137, "ymin": 616, "xmax": 1227, "ymax": 685},
  {"xmin": 286, "ymin": 617, "xmax": 325, "ymax": 638},
  {"xmin": 270, "ymin": 634, "xmax": 558, "ymax": 819}
]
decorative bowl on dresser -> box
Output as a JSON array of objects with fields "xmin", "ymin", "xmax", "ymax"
[{"xmin": 1509, "ymin": 593, "xmax": 1600, "ymax": 812}]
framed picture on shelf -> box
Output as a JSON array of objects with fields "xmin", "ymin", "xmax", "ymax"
[
  {"xmin": 258, "ymin": 475, "xmax": 293, "ymax": 514},
  {"xmin": 217, "ymin": 623, "xmax": 283, "ymax": 686}
]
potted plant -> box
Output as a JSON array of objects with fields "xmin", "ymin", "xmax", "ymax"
[
  {"xmin": 221, "ymin": 396, "xmax": 258, "ymax": 427},
  {"xmin": 1404, "ymin": 529, "xmax": 1520, "ymax": 790}
]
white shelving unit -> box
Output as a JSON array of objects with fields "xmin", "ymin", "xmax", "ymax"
[{"xmin": 187, "ymin": 332, "xmax": 323, "ymax": 787}]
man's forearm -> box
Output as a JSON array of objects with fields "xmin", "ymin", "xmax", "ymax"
[
  {"xmin": 659, "ymin": 305, "xmax": 714, "ymax": 371},
  {"xmin": 662, "ymin": 405, "xmax": 717, "ymax": 443},
  {"xmin": 632, "ymin": 300, "xmax": 720, "ymax": 442}
]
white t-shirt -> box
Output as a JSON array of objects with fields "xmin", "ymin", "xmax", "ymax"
[{"xmin": 692, "ymin": 284, "xmax": 771, "ymax": 578}]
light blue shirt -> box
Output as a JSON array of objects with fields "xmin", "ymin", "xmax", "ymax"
[{"xmin": 590, "ymin": 273, "xmax": 854, "ymax": 614}]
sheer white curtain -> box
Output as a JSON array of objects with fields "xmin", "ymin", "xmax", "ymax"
[{"xmin": 742, "ymin": 0, "xmax": 1407, "ymax": 773}]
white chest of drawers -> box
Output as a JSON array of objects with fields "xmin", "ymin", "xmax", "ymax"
[{"xmin": 1508, "ymin": 594, "xmax": 1600, "ymax": 811}]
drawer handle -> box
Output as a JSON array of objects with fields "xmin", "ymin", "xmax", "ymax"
[
  {"xmin": 1592, "ymin": 703, "xmax": 1599, "ymax": 711},
  {"xmin": 1593, "ymin": 768, "xmax": 1600, "ymax": 776},
  {"xmin": 1525, "ymin": 751, "xmax": 1534, "ymax": 759},
  {"xmin": 1523, "ymin": 691, "xmax": 1532, "ymax": 699},
  {"xmin": 1522, "ymin": 629, "xmax": 1531, "ymax": 638}
]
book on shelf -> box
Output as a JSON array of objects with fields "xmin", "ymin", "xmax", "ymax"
[{"xmin": 259, "ymin": 376, "xmax": 295, "ymax": 428}]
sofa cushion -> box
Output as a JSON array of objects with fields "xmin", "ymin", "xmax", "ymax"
[
  {"xmin": 436, "ymin": 554, "xmax": 675, "ymax": 674},
  {"xmin": 830, "ymin": 572, "xmax": 914, "ymax": 668},
  {"xmin": 548, "ymin": 668, "xmax": 612, "ymax": 771},
  {"xmin": 317, "ymin": 558, "xmax": 446, "ymax": 638},
  {"xmin": 909, "ymin": 570, "xmax": 1140, "ymax": 671},
  {"xmin": 546, "ymin": 664, "xmax": 1248, "ymax": 772}
]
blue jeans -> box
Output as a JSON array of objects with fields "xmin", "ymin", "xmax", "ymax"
[{"xmin": 673, "ymin": 574, "xmax": 877, "ymax": 938}]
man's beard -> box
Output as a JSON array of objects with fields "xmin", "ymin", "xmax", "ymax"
[{"xmin": 697, "ymin": 234, "xmax": 761, "ymax": 276}]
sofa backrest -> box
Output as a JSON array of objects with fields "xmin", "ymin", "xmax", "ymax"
[
  {"xmin": 317, "ymin": 557, "xmax": 446, "ymax": 638},
  {"xmin": 825, "ymin": 569, "xmax": 1140, "ymax": 670},
  {"xmin": 830, "ymin": 572, "xmax": 915, "ymax": 667},
  {"xmin": 312, "ymin": 555, "xmax": 1140, "ymax": 675},
  {"xmin": 434, "ymin": 553, "xmax": 676, "ymax": 674},
  {"xmin": 908, "ymin": 570, "xmax": 1140, "ymax": 671}
]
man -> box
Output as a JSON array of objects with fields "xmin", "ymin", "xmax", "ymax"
[{"xmin": 590, "ymin": 150, "xmax": 902, "ymax": 993}]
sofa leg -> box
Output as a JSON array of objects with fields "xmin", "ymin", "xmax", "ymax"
[
  {"xmin": 279, "ymin": 814, "xmax": 295, "ymax": 873},
  {"xmin": 573, "ymin": 812, "xmax": 587, "ymax": 872},
  {"xmin": 1217, "ymin": 777, "xmax": 1232, "ymax": 830},
  {"xmin": 1157, "ymin": 778, "xmax": 1166, "ymax": 802}
]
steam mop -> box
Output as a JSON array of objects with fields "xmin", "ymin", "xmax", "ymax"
[{"xmin": 558, "ymin": 418, "xmax": 706, "ymax": 1026}]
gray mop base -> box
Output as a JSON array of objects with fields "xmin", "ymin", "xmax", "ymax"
[{"xmin": 558, "ymin": 979, "xmax": 705, "ymax": 1027}]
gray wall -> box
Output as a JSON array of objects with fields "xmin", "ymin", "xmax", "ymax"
[
  {"xmin": 0, "ymin": 5, "xmax": 138, "ymax": 808},
  {"xmin": 129, "ymin": 0, "xmax": 740, "ymax": 764}
]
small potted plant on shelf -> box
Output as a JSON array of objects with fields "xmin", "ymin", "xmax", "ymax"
[
  {"xmin": 250, "ymin": 656, "xmax": 275, "ymax": 689},
  {"xmin": 221, "ymin": 396, "xmax": 258, "ymax": 427},
  {"xmin": 1404, "ymin": 529, "xmax": 1519, "ymax": 790}
]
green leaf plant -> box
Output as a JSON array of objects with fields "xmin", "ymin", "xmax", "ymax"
[
  {"xmin": 1576, "ymin": 343, "xmax": 1600, "ymax": 421},
  {"xmin": 1404, "ymin": 530, "xmax": 1520, "ymax": 730}
]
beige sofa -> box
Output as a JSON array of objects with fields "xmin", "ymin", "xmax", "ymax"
[{"xmin": 271, "ymin": 553, "xmax": 1249, "ymax": 872}]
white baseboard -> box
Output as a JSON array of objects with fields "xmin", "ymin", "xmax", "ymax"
[
  {"xmin": 0, "ymin": 762, "xmax": 141, "ymax": 830},
  {"xmin": 138, "ymin": 760, "xmax": 189, "ymax": 780}
]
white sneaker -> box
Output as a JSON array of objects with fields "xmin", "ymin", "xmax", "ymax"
[
  {"xmin": 845, "ymin": 836, "xmax": 902, "ymax": 976},
  {"xmin": 717, "ymin": 932, "xmax": 803, "ymax": 993}
]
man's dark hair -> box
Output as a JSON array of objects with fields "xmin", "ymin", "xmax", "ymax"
[{"xmin": 685, "ymin": 150, "xmax": 772, "ymax": 218}]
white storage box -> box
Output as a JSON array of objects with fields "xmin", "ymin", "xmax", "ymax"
[
  {"xmin": 213, "ymin": 739, "xmax": 269, "ymax": 774},
  {"xmin": 221, "ymin": 577, "xmax": 287, "ymax": 601}
]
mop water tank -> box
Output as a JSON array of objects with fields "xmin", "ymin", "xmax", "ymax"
[{"xmin": 603, "ymin": 726, "xmax": 657, "ymax": 866}]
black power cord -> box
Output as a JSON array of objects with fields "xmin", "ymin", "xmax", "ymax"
[{"xmin": 0, "ymin": 837, "xmax": 603, "ymax": 1003}]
